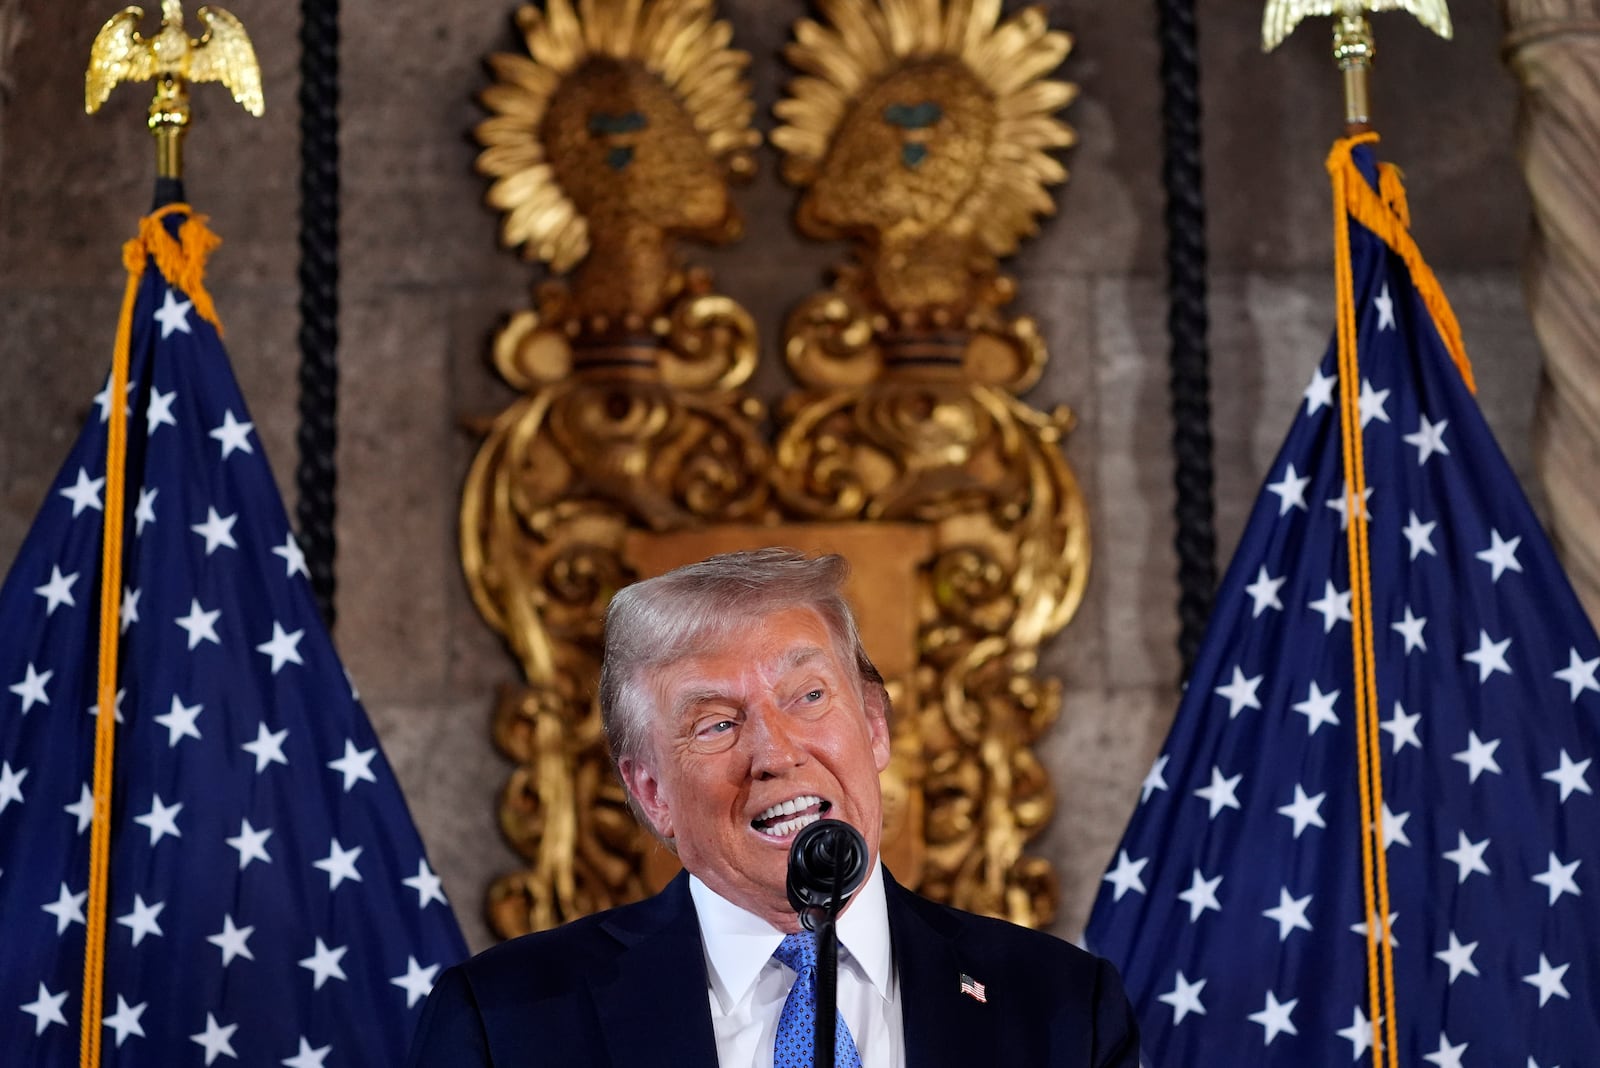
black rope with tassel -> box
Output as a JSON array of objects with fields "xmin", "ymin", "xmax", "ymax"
[
  {"xmin": 1156, "ymin": 0, "xmax": 1217, "ymax": 680},
  {"xmin": 296, "ymin": 0, "xmax": 340, "ymax": 626}
]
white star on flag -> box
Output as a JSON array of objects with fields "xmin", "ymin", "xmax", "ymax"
[
  {"xmin": 207, "ymin": 914, "xmax": 256, "ymax": 966},
  {"xmin": 1213, "ymin": 666, "xmax": 1263, "ymax": 718},
  {"xmin": 153, "ymin": 694, "xmax": 203, "ymax": 747},
  {"xmin": 20, "ymin": 983, "xmax": 68, "ymax": 1036},
  {"xmin": 256, "ymin": 622, "xmax": 306, "ymax": 674},
  {"xmin": 1336, "ymin": 1006, "xmax": 1380, "ymax": 1060},
  {"xmin": 1308, "ymin": 580, "xmax": 1352, "ymax": 633},
  {"xmin": 1157, "ymin": 971, "xmax": 1207, "ymax": 1024},
  {"xmin": 189, "ymin": 1013, "xmax": 238, "ymax": 1065},
  {"xmin": 1441, "ymin": 831, "xmax": 1491, "ymax": 884},
  {"xmin": 116, "ymin": 894, "xmax": 165, "ymax": 946},
  {"xmin": 1390, "ymin": 606, "xmax": 1427, "ymax": 654},
  {"xmin": 242, "ymin": 722, "xmax": 290, "ymax": 772},
  {"xmin": 1404, "ymin": 412, "xmax": 1450, "ymax": 464},
  {"xmin": 0, "ymin": 760, "xmax": 29, "ymax": 815},
  {"xmin": 1374, "ymin": 282, "xmax": 1396, "ymax": 330},
  {"xmin": 1243, "ymin": 566, "xmax": 1285, "ymax": 617},
  {"xmin": 298, "ymin": 938, "xmax": 349, "ymax": 990},
  {"xmin": 1401, "ymin": 509, "xmax": 1438, "ymax": 559},
  {"xmin": 1434, "ymin": 931, "xmax": 1480, "ymax": 982},
  {"xmin": 190, "ymin": 507, "xmax": 240, "ymax": 555},
  {"xmin": 1266, "ymin": 463, "xmax": 1311, "ymax": 515},
  {"xmin": 1177, "ymin": 869, "xmax": 1223, "ymax": 922},
  {"xmin": 134, "ymin": 485, "xmax": 157, "ymax": 534},
  {"xmin": 1422, "ymin": 1033, "xmax": 1468, "ymax": 1068},
  {"xmin": 9, "ymin": 662, "xmax": 52, "ymax": 714},
  {"xmin": 1303, "ymin": 367, "xmax": 1336, "ymax": 414},
  {"xmin": 1379, "ymin": 701, "xmax": 1422, "ymax": 752},
  {"xmin": 1521, "ymin": 954, "xmax": 1570, "ymax": 1007},
  {"xmin": 1475, "ymin": 529, "xmax": 1524, "ymax": 583},
  {"xmin": 314, "ymin": 838, "xmax": 364, "ymax": 890},
  {"xmin": 1358, "ymin": 377, "xmax": 1391, "ymax": 427},
  {"xmin": 58, "ymin": 467, "xmax": 105, "ymax": 517},
  {"xmin": 1291, "ymin": 681, "xmax": 1340, "ymax": 735},
  {"xmin": 1542, "ymin": 749, "xmax": 1593, "ymax": 802},
  {"xmin": 1140, "ymin": 755, "xmax": 1169, "ymax": 803},
  {"xmin": 133, "ymin": 794, "xmax": 183, "ymax": 846},
  {"xmin": 1276, "ymin": 784, "xmax": 1326, "ymax": 838},
  {"xmin": 153, "ymin": 288, "xmax": 193, "ymax": 337},
  {"xmin": 1553, "ymin": 648, "xmax": 1600, "ymax": 701},
  {"xmin": 1193, "ymin": 766, "xmax": 1242, "ymax": 818},
  {"xmin": 1452, "ymin": 731, "xmax": 1503, "ymax": 783},
  {"xmin": 42, "ymin": 882, "xmax": 86, "ymax": 934},
  {"xmin": 282, "ymin": 1037, "xmax": 333, "ymax": 1068},
  {"xmin": 390, "ymin": 956, "xmax": 442, "ymax": 1009},
  {"xmin": 32, "ymin": 566, "xmax": 78, "ymax": 615},
  {"xmin": 103, "ymin": 995, "xmax": 148, "ymax": 1047},
  {"xmin": 1262, "ymin": 888, "xmax": 1313, "ymax": 941},
  {"xmin": 1101, "ymin": 850, "xmax": 1147, "ymax": 901},
  {"xmin": 273, "ymin": 531, "xmax": 310, "ymax": 579},
  {"xmin": 403, "ymin": 859, "xmax": 449, "ymax": 909},
  {"xmin": 174, "ymin": 598, "xmax": 223, "ymax": 650},
  {"xmin": 1531, "ymin": 852, "xmax": 1581, "ymax": 905},
  {"xmin": 209, "ymin": 408, "xmax": 255, "ymax": 459},
  {"xmin": 147, "ymin": 386, "xmax": 178, "ymax": 432},
  {"xmin": 1247, "ymin": 990, "xmax": 1298, "ymax": 1045},
  {"xmin": 1462, "ymin": 630, "xmax": 1513, "ymax": 683},
  {"xmin": 327, "ymin": 740, "xmax": 378, "ymax": 792},
  {"xmin": 226, "ymin": 819, "xmax": 273, "ymax": 869},
  {"xmin": 64, "ymin": 783, "xmax": 95, "ymax": 833}
]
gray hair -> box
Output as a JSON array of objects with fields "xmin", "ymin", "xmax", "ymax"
[{"xmin": 599, "ymin": 547, "xmax": 884, "ymax": 769}]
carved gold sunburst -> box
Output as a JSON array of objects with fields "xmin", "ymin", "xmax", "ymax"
[
  {"xmin": 773, "ymin": 0, "xmax": 1076, "ymax": 260},
  {"xmin": 476, "ymin": 0, "xmax": 760, "ymax": 274}
]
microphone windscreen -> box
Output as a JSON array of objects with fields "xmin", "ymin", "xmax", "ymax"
[{"xmin": 786, "ymin": 819, "xmax": 869, "ymax": 921}]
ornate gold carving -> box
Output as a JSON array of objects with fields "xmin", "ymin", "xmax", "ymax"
[
  {"xmin": 86, "ymin": 0, "xmax": 263, "ymax": 177},
  {"xmin": 464, "ymin": 0, "xmax": 1084, "ymax": 937}
]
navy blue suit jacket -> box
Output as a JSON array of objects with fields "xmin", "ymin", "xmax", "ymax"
[{"xmin": 406, "ymin": 870, "xmax": 1139, "ymax": 1066}]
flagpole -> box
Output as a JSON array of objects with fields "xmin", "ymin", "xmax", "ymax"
[
  {"xmin": 1261, "ymin": 4, "xmax": 1457, "ymax": 1067},
  {"xmin": 82, "ymin": 7, "xmax": 261, "ymax": 1065}
]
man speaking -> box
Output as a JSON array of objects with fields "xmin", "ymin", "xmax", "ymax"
[{"xmin": 407, "ymin": 549, "xmax": 1139, "ymax": 1066}]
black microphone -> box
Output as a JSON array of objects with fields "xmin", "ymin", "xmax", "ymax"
[
  {"xmin": 786, "ymin": 819, "xmax": 868, "ymax": 1068},
  {"xmin": 786, "ymin": 818, "xmax": 869, "ymax": 931}
]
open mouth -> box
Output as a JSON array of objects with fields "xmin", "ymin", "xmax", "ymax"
[{"xmin": 750, "ymin": 795, "xmax": 831, "ymax": 838}]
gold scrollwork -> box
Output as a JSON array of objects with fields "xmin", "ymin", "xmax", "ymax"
[{"xmin": 464, "ymin": 0, "xmax": 1085, "ymax": 937}]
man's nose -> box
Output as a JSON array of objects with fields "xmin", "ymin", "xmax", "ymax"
[{"xmin": 747, "ymin": 705, "xmax": 804, "ymax": 776}]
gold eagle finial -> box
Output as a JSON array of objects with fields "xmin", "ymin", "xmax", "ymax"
[
  {"xmin": 85, "ymin": 0, "xmax": 262, "ymax": 179},
  {"xmin": 1261, "ymin": 0, "xmax": 1452, "ymax": 52},
  {"xmin": 87, "ymin": 0, "xmax": 263, "ymax": 116}
]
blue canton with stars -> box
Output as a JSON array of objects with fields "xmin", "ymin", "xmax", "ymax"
[
  {"xmin": 1085, "ymin": 146, "xmax": 1598, "ymax": 1068},
  {"xmin": 0, "ymin": 216, "xmax": 468, "ymax": 1065}
]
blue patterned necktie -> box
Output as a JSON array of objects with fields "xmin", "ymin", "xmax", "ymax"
[{"xmin": 773, "ymin": 931, "xmax": 864, "ymax": 1068}]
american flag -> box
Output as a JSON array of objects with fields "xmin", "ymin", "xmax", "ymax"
[
  {"xmin": 0, "ymin": 210, "xmax": 467, "ymax": 1064},
  {"xmin": 1085, "ymin": 142, "xmax": 1598, "ymax": 1067}
]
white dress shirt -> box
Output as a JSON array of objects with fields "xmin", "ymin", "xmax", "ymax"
[{"xmin": 689, "ymin": 862, "xmax": 906, "ymax": 1068}]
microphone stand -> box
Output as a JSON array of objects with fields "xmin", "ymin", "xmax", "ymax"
[{"xmin": 805, "ymin": 861, "xmax": 847, "ymax": 1068}]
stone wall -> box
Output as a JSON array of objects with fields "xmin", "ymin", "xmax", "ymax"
[{"xmin": 0, "ymin": 0, "xmax": 1541, "ymax": 952}]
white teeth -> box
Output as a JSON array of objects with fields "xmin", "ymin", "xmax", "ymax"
[
  {"xmin": 762, "ymin": 810, "xmax": 823, "ymax": 838},
  {"xmin": 755, "ymin": 795, "xmax": 822, "ymax": 825}
]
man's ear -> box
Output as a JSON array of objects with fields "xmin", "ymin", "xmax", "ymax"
[
  {"xmin": 864, "ymin": 683, "xmax": 892, "ymax": 774},
  {"xmin": 619, "ymin": 757, "xmax": 673, "ymax": 841}
]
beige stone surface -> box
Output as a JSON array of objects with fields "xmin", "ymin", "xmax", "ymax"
[{"xmin": 0, "ymin": 0, "xmax": 1550, "ymax": 961}]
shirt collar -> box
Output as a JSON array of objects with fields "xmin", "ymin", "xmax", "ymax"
[{"xmin": 689, "ymin": 859, "xmax": 895, "ymax": 1013}]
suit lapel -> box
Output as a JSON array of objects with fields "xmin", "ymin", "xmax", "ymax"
[
  {"xmin": 591, "ymin": 872, "xmax": 720, "ymax": 1068},
  {"xmin": 887, "ymin": 873, "xmax": 993, "ymax": 1068}
]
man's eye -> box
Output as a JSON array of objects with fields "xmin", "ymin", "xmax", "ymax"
[
  {"xmin": 804, "ymin": 689, "xmax": 824, "ymax": 703},
  {"xmin": 699, "ymin": 719, "xmax": 735, "ymax": 736}
]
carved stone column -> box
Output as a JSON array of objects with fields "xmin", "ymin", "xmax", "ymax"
[{"xmin": 1503, "ymin": 0, "xmax": 1600, "ymax": 626}]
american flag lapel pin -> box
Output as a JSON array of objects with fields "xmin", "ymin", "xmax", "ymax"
[{"xmin": 959, "ymin": 973, "xmax": 987, "ymax": 1003}]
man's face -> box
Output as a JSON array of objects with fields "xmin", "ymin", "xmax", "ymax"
[{"xmin": 619, "ymin": 605, "xmax": 892, "ymax": 931}]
